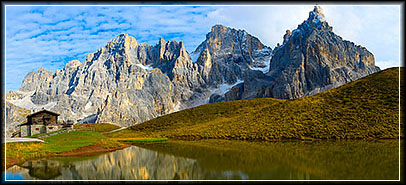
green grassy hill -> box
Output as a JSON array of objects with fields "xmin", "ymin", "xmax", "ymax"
[{"xmin": 110, "ymin": 67, "xmax": 402, "ymax": 141}]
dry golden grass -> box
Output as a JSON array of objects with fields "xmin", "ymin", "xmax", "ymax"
[
  {"xmin": 4, "ymin": 142, "xmax": 48, "ymax": 162},
  {"xmin": 73, "ymin": 123, "xmax": 121, "ymax": 133}
]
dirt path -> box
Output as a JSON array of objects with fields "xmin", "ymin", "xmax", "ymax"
[
  {"xmin": 3, "ymin": 137, "xmax": 45, "ymax": 143},
  {"xmin": 104, "ymin": 126, "xmax": 128, "ymax": 133}
]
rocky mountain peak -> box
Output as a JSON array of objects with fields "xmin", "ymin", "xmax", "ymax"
[
  {"xmin": 207, "ymin": 24, "xmax": 250, "ymax": 42},
  {"xmin": 294, "ymin": 5, "xmax": 332, "ymax": 33},
  {"xmin": 283, "ymin": 30, "xmax": 292, "ymax": 44},
  {"xmin": 18, "ymin": 67, "xmax": 54, "ymax": 92},
  {"xmin": 156, "ymin": 38, "xmax": 183, "ymax": 62},
  {"xmin": 37, "ymin": 67, "xmax": 50, "ymax": 73},
  {"xmin": 197, "ymin": 24, "xmax": 269, "ymax": 59},
  {"xmin": 210, "ymin": 24, "xmax": 229, "ymax": 33},
  {"xmin": 207, "ymin": 25, "xmax": 239, "ymax": 42},
  {"xmin": 107, "ymin": 33, "xmax": 139, "ymax": 50},
  {"xmin": 178, "ymin": 41, "xmax": 188, "ymax": 56},
  {"xmin": 159, "ymin": 37, "xmax": 166, "ymax": 45},
  {"xmin": 308, "ymin": 5, "xmax": 325, "ymax": 23},
  {"xmin": 221, "ymin": 6, "xmax": 380, "ymax": 102},
  {"xmin": 112, "ymin": 33, "xmax": 129, "ymax": 42},
  {"xmin": 64, "ymin": 60, "xmax": 82, "ymax": 69}
]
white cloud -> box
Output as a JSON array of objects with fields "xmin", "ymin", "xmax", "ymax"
[
  {"xmin": 205, "ymin": 5, "xmax": 315, "ymax": 48},
  {"xmin": 5, "ymin": 5, "xmax": 401, "ymax": 92},
  {"xmin": 322, "ymin": 5, "xmax": 400, "ymax": 64}
]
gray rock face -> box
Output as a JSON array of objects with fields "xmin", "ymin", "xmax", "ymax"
[
  {"xmin": 193, "ymin": 25, "xmax": 272, "ymax": 86},
  {"xmin": 191, "ymin": 25, "xmax": 272, "ymax": 103},
  {"xmin": 224, "ymin": 6, "xmax": 380, "ymax": 101},
  {"xmin": 4, "ymin": 102, "xmax": 31, "ymax": 137},
  {"xmin": 19, "ymin": 67, "xmax": 54, "ymax": 92}
]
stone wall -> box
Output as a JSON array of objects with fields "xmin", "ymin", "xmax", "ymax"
[
  {"xmin": 20, "ymin": 125, "xmax": 29, "ymax": 137},
  {"xmin": 46, "ymin": 125, "xmax": 62, "ymax": 133},
  {"xmin": 31, "ymin": 125, "xmax": 46, "ymax": 136}
]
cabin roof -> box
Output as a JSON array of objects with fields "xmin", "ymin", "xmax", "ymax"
[
  {"xmin": 27, "ymin": 109, "xmax": 60, "ymax": 118},
  {"xmin": 17, "ymin": 122, "xmax": 29, "ymax": 127},
  {"xmin": 18, "ymin": 122, "xmax": 64, "ymax": 127}
]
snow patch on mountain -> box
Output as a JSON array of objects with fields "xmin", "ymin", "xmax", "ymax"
[
  {"xmin": 8, "ymin": 94, "xmax": 56, "ymax": 111},
  {"xmin": 135, "ymin": 63, "xmax": 154, "ymax": 72},
  {"xmin": 249, "ymin": 55, "xmax": 272, "ymax": 73},
  {"xmin": 76, "ymin": 114, "xmax": 98, "ymax": 124},
  {"xmin": 210, "ymin": 79, "xmax": 244, "ymax": 96},
  {"xmin": 14, "ymin": 90, "xmax": 35, "ymax": 96},
  {"xmin": 84, "ymin": 101, "xmax": 92, "ymax": 110}
]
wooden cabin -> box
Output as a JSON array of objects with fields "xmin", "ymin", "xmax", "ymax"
[{"xmin": 18, "ymin": 109, "xmax": 62, "ymax": 137}]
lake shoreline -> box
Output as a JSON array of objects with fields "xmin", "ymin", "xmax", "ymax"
[
  {"xmin": 4, "ymin": 142, "xmax": 129, "ymax": 170},
  {"xmin": 4, "ymin": 137, "xmax": 401, "ymax": 171}
]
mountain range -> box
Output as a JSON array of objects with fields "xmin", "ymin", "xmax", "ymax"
[{"xmin": 5, "ymin": 6, "xmax": 381, "ymax": 134}]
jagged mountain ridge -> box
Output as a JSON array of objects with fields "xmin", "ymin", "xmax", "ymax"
[
  {"xmin": 6, "ymin": 26, "xmax": 271, "ymax": 127},
  {"xmin": 222, "ymin": 6, "xmax": 380, "ymax": 101}
]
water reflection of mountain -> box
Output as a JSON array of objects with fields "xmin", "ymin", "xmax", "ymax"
[
  {"xmin": 8, "ymin": 146, "xmax": 249, "ymax": 180},
  {"xmin": 7, "ymin": 160, "xmax": 64, "ymax": 180},
  {"xmin": 24, "ymin": 161, "xmax": 62, "ymax": 179},
  {"xmin": 6, "ymin": 140, "xmax": 399, "ymax": 180},
  {"xmin": 58, "ymin": 146, "xmax": 205, "ymax": 180}
]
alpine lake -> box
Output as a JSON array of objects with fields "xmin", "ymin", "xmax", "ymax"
[{"xmin": 4, "ymin": 139, "xmax": 401, "ymax": 180}]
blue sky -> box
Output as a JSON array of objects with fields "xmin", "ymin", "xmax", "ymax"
[{"xmin": 5, "ymin": 4, "xmax": 401, "ymax": 92}]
